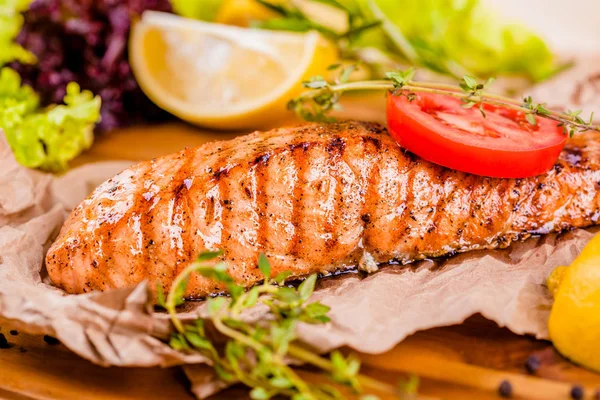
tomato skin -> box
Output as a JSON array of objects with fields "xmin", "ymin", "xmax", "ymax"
[{"xmin": 386, "ymin": 92, "xmax": 567, "ymax": 178}]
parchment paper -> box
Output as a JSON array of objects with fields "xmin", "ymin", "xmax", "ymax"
[
  {"xmin": 0, "ymin": 133, "xmax": 593, "ymax": 397},
  {"xmin": 1, "ymin": 61, "xmax": 600, "ymax": 398}
]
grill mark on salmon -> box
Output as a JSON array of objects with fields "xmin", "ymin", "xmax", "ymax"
[
  {"xmin": 254, "ymin": 152, "xmax": 270, "ymax": 251},
  {"xmin": 46, "ymin": 121, "xmax": 600, "ymax": 298},
  {"xmin": 289, "ymin": 143, "xmax": 307, "ymax": 259}
]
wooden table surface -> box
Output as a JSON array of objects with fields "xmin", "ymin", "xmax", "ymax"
[{"xmin": 1, "ymin": 98, "xmax": 600, "ymax": 400}]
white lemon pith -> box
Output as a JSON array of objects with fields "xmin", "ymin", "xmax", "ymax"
[{"xmin": 130, "ymin": 11, "xmax": 336, "ymax": 130}]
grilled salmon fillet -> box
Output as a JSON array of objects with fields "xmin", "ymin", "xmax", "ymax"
[{"xmin": 46, "ymin": 121, "xmax": 600, "ymax": 297}]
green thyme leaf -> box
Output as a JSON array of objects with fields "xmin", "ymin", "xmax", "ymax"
[
  {"xmin": 214, "ymin": 363, "xmax": 235, "ymax": 383},
  {"xmin": 462, "ymin": 75, "xmax": 477, "ymax": 89},
  {"xmin": 185, "ymin": 331, "xmax": 214, "ymax": 351},
  {"xmin": 250, "ymin": 387, "xmax": 271, "ymax": 400},
  {"xmin": 484, "ymin": 77, "xmax": 496, "ymax": 89},
  {"xmin": 303, "ymin": 302, "xmax": 331, "ymax": 323},
  {"xmin": 197, "ymin": 250, "xmax": 223, "ymax": 262},
  {"xmin": 275, "ymin": 287, "xmax": 301, "ymax": 304},
  {"xmin": 385, "ymin": 68, "xmax": 415, "ymax": 88},
  {"xmin": 339, "ymin": 65, "xmax": 356, "ymax": 84},
  {"xmin": 303, "ymin": 76, "xmax": 328, "ymax": 89},
  {"xmin": 298, "ymin": 274, "xmax": 317, "ymax": 301},
  {"xmin": 526, "ymin": 113, "xmax": 537, "ymax": 126},
  {"xmin": 225, "ymin": 340, "xmax": 246, "ymax": 361},
  {"xmin": 164, "ymin": 252, "xmax": 406, "ymax": 399},
  {"xmin": 270, "ymin": 376, "xmax": 293, "ymax": 389},
  {"xmin": 169, "ymin": 335, "xmax": 186, "ymax": 351},
  {"xmin": 195, "ymin": 319, "xmax": 206, "ymax": 336},
  {"xmin": 172, "ymin": 276, "xmax": 189, "ymax": 306},
  {"xmin": 207, "ymin": 296, "xmax": 227, "ymax": 316},
  {"xmin": 227, "ymin": 283, "xmax": 244, "ymax": 302},
  {"xmin": 271, "ymin": 320, "xmax": 296, "ymax": 356},
  {"xmin": 258, "ymin": 252, "xmax": 271, "ymax": 279},
  {"xmin": 156, "ymin": 282, "xmax": 166, "ymax": 308},
  {"xmin": 243, "ymin": 286, "xmax": 261, "ymax": 308},
  {"xmin": 273, "ymin": 271, "xmax": 293, "ymax": 284}
]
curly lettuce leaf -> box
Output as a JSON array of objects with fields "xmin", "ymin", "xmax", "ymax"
[
  {"xmin": 0, "ymin": 68, "xmax": 101, "ymax": 171},
  {"xmin": 171, "ymin": 0, "xmax": 225, "ymax": 21},
  {"xmin": 0, "ymin": 0, "xmax": 36, "ymax": 65},
  {"xmin": 368, "ymin": 0, "xmax": 561, "ymax": 82}
]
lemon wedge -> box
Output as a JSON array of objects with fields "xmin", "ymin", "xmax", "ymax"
[
  {"xmin": 548, "ymin": 233, "xmax": 600, "ymax": 372},
  {"xmin": 130, "ymin": 11, "xmax": 337, "ymax": 130}
]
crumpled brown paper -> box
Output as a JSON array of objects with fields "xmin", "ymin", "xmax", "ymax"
[
  {"xmin": 1, "ymin": 56, "xmax": 600, "ymax": 396},
  {"xmin": 0, "ymin": 132, "xmax": 595, "ymax": 397}
]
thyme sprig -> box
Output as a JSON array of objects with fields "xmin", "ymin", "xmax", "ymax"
[
  {"xmin": 288, "ymin": 67, "xmax": 600, "ymax": 136},
  {"xmin": 254, "ymin": 0, "xmax": 381, "ymax": 60},
  {"xmin": 158, "ymin": 251, "xmax": 412, "ymax": 399}
]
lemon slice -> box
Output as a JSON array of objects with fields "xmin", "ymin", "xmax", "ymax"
[
  {"xmin": 548, "ymin": 233, "xmax": 600, "ymax": 373},
  {"xmin": 130, "ymin": 11, "xmax": 337, "ymax": 130}
]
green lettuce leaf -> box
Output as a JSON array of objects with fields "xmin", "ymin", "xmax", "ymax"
[
  {"xmin": 0, "ymin": 68, "xmax": 101, "ymax": 171},
  {"xmin": 367, "ymin": 0, "xmax": 561, "ymax": 82},
  {"xmin": 0, "ymin": 0, "xmax": 36, "ymax": 65},
  {"xmin": 0, "ymin": 0, "xmax": 102, "ymax": 171},
  {"xmin": 171, "ymin": 0, "xmax": 225, "ymax": 21}
]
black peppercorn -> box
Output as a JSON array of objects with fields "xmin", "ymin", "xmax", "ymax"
[
  {"xmin": 9, "ymin": 330, "xmax": 18, "ymax": 336},
  {"xmin": 43, "ymin": 335, "xmax": 60, "ymax": 345},
  {"xmin": 498, "ymin": 380, "xmax": 513, "ymax": 398},
  {"xmin": 570, "ymin": 385, "xmax": 584, "ymax": 400},
  {"xmin": 0, "ymin": 333, "xmax": 9, "ymax": 349},
  {"xmin": 525, "ymin": 355, "xmax": 541, "ymax": 374}
]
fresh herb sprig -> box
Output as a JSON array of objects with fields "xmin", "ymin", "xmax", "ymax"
[
  {"xmin": 288, "ymin": 67, "xmax": 600, "ymax": 137},
  {"xmin": 158, "ymin": 251, "xmax": 410, "ymax": 399},
  {"xmin": 254, "ymin": 0, "xmax": 381, "ymax": 60}
]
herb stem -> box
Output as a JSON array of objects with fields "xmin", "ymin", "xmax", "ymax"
[
  {"xmin": 214, "ymin": 317, "xmax": 317, "ymax": 398},
  {"xmin": 287, "ymin": 344, "xmax": 399, "ymax": 395},
  {"xmin": 295, "ymin": 79, "xmax": 600, "ymax": 132},
  {"xmin": 166, "ymin": 261, "xmax": 204, "ymax": 333},
  {"xmin": 164, "ymin": 251, "xmax": 408, "ymax": 398}
]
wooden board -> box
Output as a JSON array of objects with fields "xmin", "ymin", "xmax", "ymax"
[{"xmin": 2, "ymin": 97, "xmax": 600, "ymax": 399}]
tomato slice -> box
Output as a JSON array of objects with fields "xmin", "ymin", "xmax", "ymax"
[{"xmin": 386, "ymin": 92, "xmax": 566, "ymax": 178}]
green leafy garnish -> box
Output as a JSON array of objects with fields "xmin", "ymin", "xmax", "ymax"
[
  {"xmin": 254, "ymin": 0, "xmax": 381, "ymax": 60},
  {"xmin": 170, "ymin": 0, "xmax": 225, "ymax": 21},
  {"xmin": 163, "ymin": 250, "xmax": 414, "ymax": 399},
  {"xmin": 0, "ymin": 0, "xmax": 36, "ymax": 66},
  {"xmin": 184, "ymin": 0, "xmax": 564, "ymax": 83},
  {"xmin": 289, "ymin": 66, "xmax": 600, "ymax": 136},
  {"xmin": 0, "ymin": 68, "xmax": 101, "ymax": 171},
  {"xmin": 366, "ymin": 0, "xmax": 563, "ymax": 82},
  {"xmin": 0, "ymin": 0, "xmax": 102, "ymax": 171}
]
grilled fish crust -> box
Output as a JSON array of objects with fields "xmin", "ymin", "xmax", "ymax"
[{"xmin": 46, "ymin": 121, "xmax": 600, "ymax": 297}]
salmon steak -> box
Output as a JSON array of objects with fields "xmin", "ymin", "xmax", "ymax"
[{"xmin": 46, "ymin": 121, "xmax": 600, "ymax": 297}]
